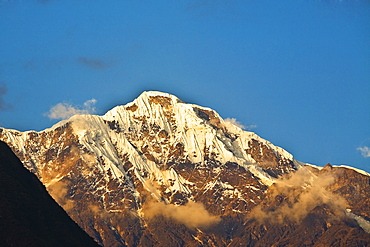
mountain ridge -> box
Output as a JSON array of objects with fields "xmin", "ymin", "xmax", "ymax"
[{"xmin": 1, "ymin": 91, "xmax": 369, "ymax": 246}]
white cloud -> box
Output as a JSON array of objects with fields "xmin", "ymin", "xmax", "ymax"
[
  {"xmin": 224, "ymin": 118, "xmax": 245, "ymax": 129},
  {"xmin": 357, "ymin": 146, "xmax": 370, "ymax": 158},
  {"xmin": 46, "ymin": 99, "xmax": 97, "ymax": 120},
  {"xmin": 224, "ymin": 118, "xmax": 257, "ymax": 130},
  {"xmin": 245, "ymin": 124, "xmax": 257, "ymax": 130}
]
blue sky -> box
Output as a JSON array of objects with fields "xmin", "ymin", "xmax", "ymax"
[{"xmin": 0, "ymin": 0, "xmax": 369, "ymax": 172}]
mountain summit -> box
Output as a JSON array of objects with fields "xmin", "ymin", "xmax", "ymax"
[{"xmin": 1, "ymin": 91, "xmax": 369, "ymax": 246}]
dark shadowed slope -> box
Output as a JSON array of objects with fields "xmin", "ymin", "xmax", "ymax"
[{"xmin": 0, "ymin": 141, "xmax": 100, "ymax": 247}]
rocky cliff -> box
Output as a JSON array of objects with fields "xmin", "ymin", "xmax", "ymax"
[{"xmin": 1, "ymin": 91, "xmax": 369, "ymax": 246}]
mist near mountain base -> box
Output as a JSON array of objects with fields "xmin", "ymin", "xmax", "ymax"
[
  {"xmin": 47, "ymin": 180, "xmax": 75, "ymax": 212},
  {"xmin": 249, "ymin": 166, "xmax": 347, "ymax": 224},
  {"xmin": 143, "ymin": 199, "xmax": 220, "ymax": 229},
  {"xmin": 142, "ymin": 179, "xmax": 220, "ymax": 229}
]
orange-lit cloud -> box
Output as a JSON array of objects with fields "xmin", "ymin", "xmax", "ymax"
[{"xmin": 249, "ymin": 167, "xmax": 346, "ymax": 223}]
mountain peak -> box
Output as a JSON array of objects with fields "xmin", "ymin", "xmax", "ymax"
[
  {"xmin": 139, "ymin": 90, "xmax": 181, "ymax": 100},
  {"xmin": 134, "ymin": 90, "xmax": 183, "ymax": 107},
  {"xmin": 1, "ymin": 91, "xmax": 370, "ymax": 246}
]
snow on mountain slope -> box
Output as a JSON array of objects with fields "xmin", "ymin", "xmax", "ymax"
[
  {"xmin": 1, "ymin": 91, "xmax": 368, "ymax": 246},
  {"xmin": 102, "ymin": 91, "xmax": 297, "ymax": 182},
  {"xmin": 1, "ymin": 91, "xmax": 298, "ymax": 186}
]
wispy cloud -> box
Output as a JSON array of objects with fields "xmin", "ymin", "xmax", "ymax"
[
  {"xmin": 245, "ymin": 124, "xmax": 257, "ymax": 130},
  {"xmin": 77, "ymin": 57, "xmax": 114, "ymax": 70},
  {"xmin": 0, "ymin": 84, "xmax": 12, "ymax": 111},
  {"xmin": 224, "ymin": 118, "xmax": 245, "ymax": 129},
  {"xmin": 249, "ymin": 167, "xmax": 346, "ymax": 224},
  {"xmin": 0, "ymin": 84, "xmax": 7, "ymax": 111},
  {"xmin": 224, "ymin": 118, "xmax": 257, "ymax": 130},
  {"xmin": 143, "ymin": 199, "xmax": 220, "ymax": 229},
  {"xmin": 142, "ymin": 179, "xmax": 220, "ymax": 229},
  {"xmin": 47, "ymin": 180, "xmax": 74, "ymax": 212},
  {"xmin": 357, "ymin": 146, "xmax": 370, "ymax": 158},
  {"xmin": 46, "ymin": 99, "xmax": 97, "ymax": 120}
]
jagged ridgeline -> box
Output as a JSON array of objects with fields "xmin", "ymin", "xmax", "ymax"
[{"xmin": 1, "ymin": 91, "xmax": 369, "ymax": 246}]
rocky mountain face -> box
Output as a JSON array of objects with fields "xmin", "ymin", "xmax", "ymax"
[
  {"xmin": 0, "ymin": 141, "xmax": 100, "ymax": 247},
  {"xmin": 1, "ymin": 91, "xmax": 369, "ymax": 246}
]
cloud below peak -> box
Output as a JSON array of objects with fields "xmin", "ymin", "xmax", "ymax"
[
  {"xmin": 142, "ymin": 179, "xmax": 220, "ymax": 229},
  {"xmin": 46, "ymin": 99, "xmax": 97, "ymax": 120},
  {"xmin": 249, "ymin": 167, "xmax": 347, "ymax": 224}
]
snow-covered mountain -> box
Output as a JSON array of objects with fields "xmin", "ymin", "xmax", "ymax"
[{"xmin": 1, "ymin": 91, "xmax": 369, "ymax": 246}]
